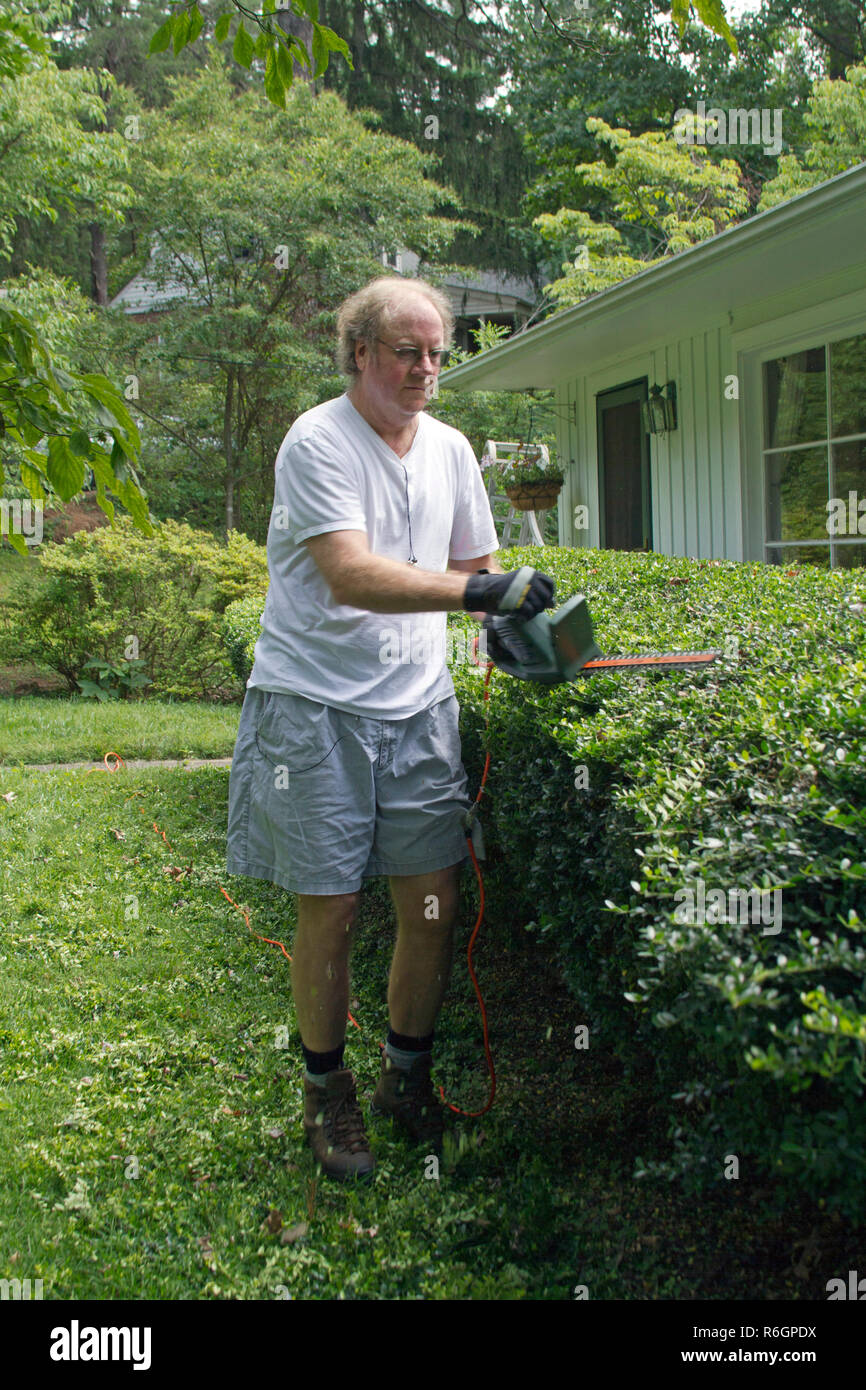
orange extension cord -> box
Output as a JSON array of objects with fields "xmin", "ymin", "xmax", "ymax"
[
  {"xmin": 93, "ymin": 648, "xmax": 498, "ymax": 1118},
  {"xmin": 439, "ymin": 647, "xmax": 495, "ymax": 1117}
]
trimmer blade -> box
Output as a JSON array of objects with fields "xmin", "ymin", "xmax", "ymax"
[{"xmin": 581, "ymin": 651, "xmax": 721, "ymax": 673}]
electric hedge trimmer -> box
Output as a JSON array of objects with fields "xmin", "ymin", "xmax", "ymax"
[{"xmin": 479, "ymin": 566, "xmax": 720, "ymax": 685}]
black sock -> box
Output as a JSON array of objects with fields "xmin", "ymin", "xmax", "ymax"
[
  {"xmin": 386, "ymin": 1028, "xmax": 434, "ymax": 1053},
  {"xmin": 301, "ymin": 1041, "xmax": 345, "ymax": 1075}
]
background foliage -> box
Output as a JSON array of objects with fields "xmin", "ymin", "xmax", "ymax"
[
  {"xmin": 0, "ymin": 516, "xmax": 267, "ymax": 698},
  {"xmin": 4, "ymin": 1, "xmax": 865, "ymax": 539}
]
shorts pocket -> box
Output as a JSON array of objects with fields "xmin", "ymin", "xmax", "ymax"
[{"xmin": 254, "ymin": 692, "xmax": 344, "ymax": 773}]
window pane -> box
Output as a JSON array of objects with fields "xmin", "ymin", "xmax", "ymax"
[
  {"xmin": 830, "ymin": 333, "xmax": 866, "ymax": 438},
  {"xmin": 764, "ymin": 346, "xmax": 827, "ymax": 449},
  {"xmin": 766, "ymin": 544, "xmax": 830, "ymax": 568},
  {"xmin": 833, "ymin": 545, "xmax": 866, "ymax": 569},
  {"xmin": 831, "ymin": 440, "xmax": 866, "ymax": 536},
  {"xmin": 765, "ymin": 447, "xmax": 829, "ymax": 541}
]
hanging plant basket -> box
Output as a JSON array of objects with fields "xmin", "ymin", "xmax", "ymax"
[{"xmin": 504, "ymin": 478, "xmax": 564, "ymax": 511}]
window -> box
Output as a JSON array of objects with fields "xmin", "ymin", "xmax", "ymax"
[
  {"xmin": 763, "ymin": 332, "xmax": 866, "ymax": 567},
  {"xmin": 380, "ymin": 248, "xmax": 402, "ymax": 272}
]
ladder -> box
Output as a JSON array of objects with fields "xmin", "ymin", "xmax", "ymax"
[
  {"xmin": 486, "ymin": 471, "xmax": 554, "ymax": 547},
  {"xmin": 481, "ymin": 438, "xmax": 559, "ymax": 548}
]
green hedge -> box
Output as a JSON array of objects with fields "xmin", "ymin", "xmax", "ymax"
[
  {"xmin": 224, "ymin": 543, "xmax": 866, "ymax": 1217},
  {"xmin": 450, "ymin": 547, "xmax": 866, "ymax": 1218},
  {"xmin": 0, "ymin": 517, "xmax": 269, "ymax": 700}
]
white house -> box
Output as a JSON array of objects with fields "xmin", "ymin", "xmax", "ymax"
[{"xmin": 439, "ymin": 162, "xmax": 866, "ymax": 570}]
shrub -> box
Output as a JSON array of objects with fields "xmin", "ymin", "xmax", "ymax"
[
  {"xmin": 222, "ymin": 591, "xmax": 268, "ymax": 685},
  {"xmin": 447, "ymin": 547, "xmax": 866, "ymax": 1219},
  {"xmin": 0, "ymin": 516, "xmax": 269, "ymax": 700}
]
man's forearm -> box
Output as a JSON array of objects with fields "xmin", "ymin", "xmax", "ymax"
[{"xmin": 337, "ymin": 553, "xmax": 475, "ymax": 613}]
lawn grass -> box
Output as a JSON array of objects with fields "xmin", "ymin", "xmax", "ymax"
[
  {"xmin": 1, "ymin": 697, "xmax": 862, "ymax": 1299},
  {"xmin": 0, "ymin": 697, "xmax": 241, "ymax": 766}
]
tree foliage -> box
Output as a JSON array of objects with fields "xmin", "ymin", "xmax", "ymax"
[
  {"xmin": 758, "ymin": 0, "xmax": 865, "ymax": 79},
  {"xmin": 90, "ymin": 56, "xmax": 469, "ymax": 537},
  {"xmin": 534, "ymin": 116, "xmax": 748, "ymax": 307},
  {"xmin": 148, "ymin": 0, "xmax": 351, "ymax": 101},
  {"xmin": 0, "ymin": 57, "xmax": 132, "ymax": 259},
  {"xmin": 317, "ymin": 0, "xmax": 537, "ymax": 276},
  {"xmin": 758, "ymin": 60, "xmax": 866, "ymax": 210},
  {"xmin": 52, "ymin": 0, "xmax": 220, "ymax": 106},
  {"xmin": 671, "ymin": 0, "xmax": 737, "ymax": 51},
  {"xmin": 0, "ymin": 2, "xmax": 150, "ymax": 550},
  {"xmin": 154, "ymin": 1, "xmax": 741, "ymax": 277},
  {"xmin": 505, "ymin": 0, "xmax": 856, "ymax": 238}
]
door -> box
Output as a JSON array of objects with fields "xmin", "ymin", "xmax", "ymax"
[{"xmin": 596, "ymin": 379, "xmax": 652, "ymax": 550}]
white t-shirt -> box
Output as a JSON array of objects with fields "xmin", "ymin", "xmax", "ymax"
[{"xmin": 246, "ymin": 392, "xmax": 499, "ymax": 718}]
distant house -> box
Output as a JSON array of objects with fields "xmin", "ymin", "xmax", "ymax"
[
  {"xmin": 439, "ymin": 163, "xmax": 866, "ymax": 570},
  {"xmin": 109, "ymin": 235, "xmax": 207, "ymax": 322},
  {"xmin": 109, "ymin": 267, "xmax": 202, "ymax": 321},
  {"xmin": 110, "ymin": 243, "xmax": 539, "ymax": 347},
  {"xmin": 384, "ymin": 250, "xmax": 537, "ymax": 350}
]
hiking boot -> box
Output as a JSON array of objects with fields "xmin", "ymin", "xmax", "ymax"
[
  {"xmin": 370, "ymin": 1052, "xmax": 445, "ymax": 1152},
  {"xmin": 303, "ymin": 1068, "xmax": 376, "ymax": 1181}
]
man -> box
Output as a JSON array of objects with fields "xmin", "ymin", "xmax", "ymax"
[{"xmin": 226, "ymin": 275, "xmax": 555, "ymax": 1180}]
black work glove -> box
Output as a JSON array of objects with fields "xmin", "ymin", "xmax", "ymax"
[{"xmin": 463, "ymin": 566, "xmax": 556, "ymax": 621}]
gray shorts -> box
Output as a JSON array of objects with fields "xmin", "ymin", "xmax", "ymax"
[{"xmin": 226, "ymin": 689, "xmax": 473, "ymax": 895}]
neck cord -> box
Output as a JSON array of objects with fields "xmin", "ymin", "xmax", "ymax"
[{"xmin": 401, "ymin": 461, "xmax": 417, "ymax": 564}]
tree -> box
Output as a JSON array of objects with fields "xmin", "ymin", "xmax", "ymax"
[
  {"xmin": 10, "ymin": 4, "xmax": 261, "ymax": 301},
  {"xmin": 758, "ymin": 61, "xmax": 866, "ymax": 210},
  {"xmin": 316, "ymin": 1, "xmax": 536, "ymax": 277},
  {"xmin": 0, "ymin": 44, "xmax": 134, "ymax": 301},
  {"xmin": 152, "ymin": 2, "xmax": 740, "ymax": 277},
  {"xmin": 533, "ymin": 115, "xmax": 748, "ymax": 307},
  {"xmin": 504, "ymin": 1, "xmax": 705, "ymax": 224},
  {"xmin": 147, "ymin": 0, "xmax": 351, "ymax": 105},
  {"xmin": 46, "ymin": 2, "xmax": 225, "ymax": 306},
  {"xmin": 53, "ymin": 1, "xmax": 227, "ymax": 107},
  {"xmin": 505, "ymin": 0, "xmax": 816, "ymax": 233},
  {"xmin": 0, "ymin": 2, "xmax": 150, "ymax": 551},
  {"xmin": 758, "ymin": 0, "xmax": 865, "ymax": 80},
  {"xmin": 90, "ymin": 56, "xmax": 470, "ymax": 536},
  {"xmin": 155, "ymin": 0, "xmax": 742, "ymax": 99}
]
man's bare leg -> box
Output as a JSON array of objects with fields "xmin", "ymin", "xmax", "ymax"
[
  {"xmin": 294, "ymin": 889, "xmax": 375, "ymax": 1180},
  {"xmin": 386, "ymin": 863, "xmax": 461, "ymax": 1036},
  {"xmin": 291, "ymin": 891, "xmax": 361, "ymax": 1052}
]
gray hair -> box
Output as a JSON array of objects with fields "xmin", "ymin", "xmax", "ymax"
[{"xmin": 336, "ymin": 275, "xmax": 455, "ymax": 378}]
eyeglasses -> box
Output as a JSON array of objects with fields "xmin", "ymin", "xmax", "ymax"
[{"xmin": 374, "ymin": 338, "xmax": 451, "ymax": 368}]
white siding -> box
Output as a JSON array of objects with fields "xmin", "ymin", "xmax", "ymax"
[{"xmin": 558, "ymin": 324, "xmax": 742, "ymax": 560}]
